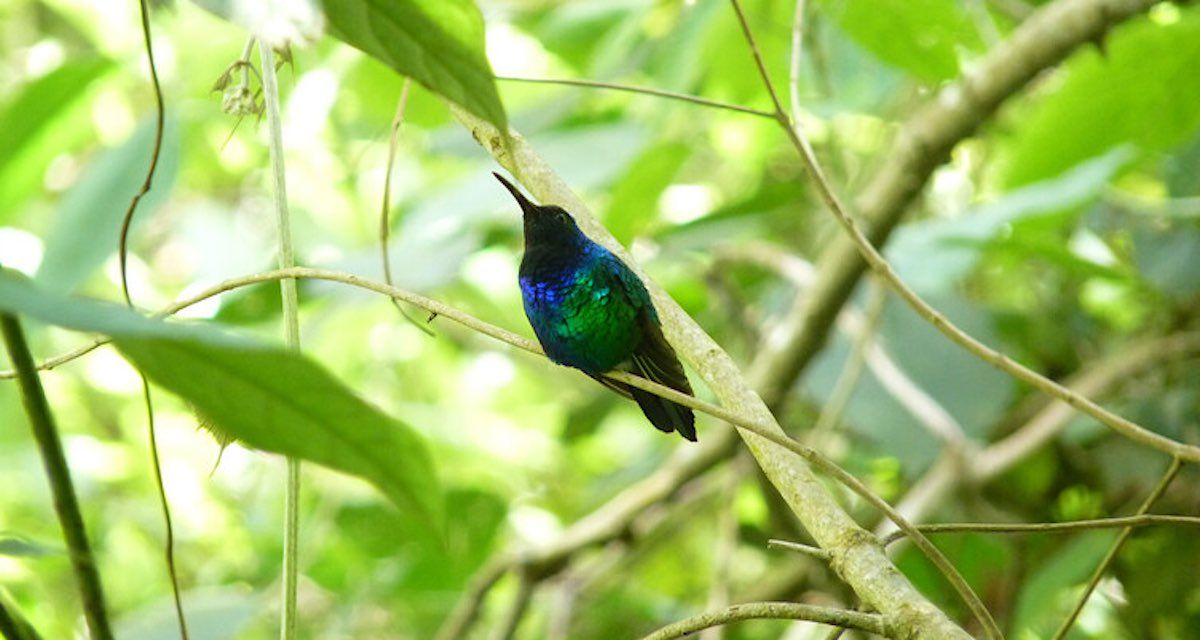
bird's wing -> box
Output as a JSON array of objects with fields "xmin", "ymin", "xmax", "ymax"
[{"xmin": 600, "ymin": 253, "xmax": 697, "ymax": 441}]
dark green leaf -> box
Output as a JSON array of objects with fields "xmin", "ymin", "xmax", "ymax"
[
  {"xmin": 35, "ymin": 117, "xmax": 181, "ymax": 293},
  {"xmin": 0, "ymin": 271, "xmax": 442, "ymax": 530},
  {"xmin": 319, "ymin": 0, "xmax": 507, "ymax": 130}
]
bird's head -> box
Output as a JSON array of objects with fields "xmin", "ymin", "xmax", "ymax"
[{"xmin": 493, "ymin": 172, "xmax": 584, "ymax": 248}]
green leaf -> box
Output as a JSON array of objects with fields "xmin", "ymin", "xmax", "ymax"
[
  {"xmin": 117, "ymin": 588, "xmax": 259, "ymax": 640},
  {"xmin": 1000, "ymin": 9, "xmax": 1200, "ymax": 186},
  {"xmin": 604, "ymin": 142, "xmax": 690, "ymax": 244},
  {"xmin": 319, "ymin": 0, "xmax": 507, "ymax": 131},
  {"xmin": 35, "ymin": 117, "xmax": 181, "ymax": 293},
  {"xmin": 1131, "ymin": 219, "xmax": 1200, "ymax": 297},
  {"xmin": 818, "ymin": 0, "xmax": 982, "ymax": 81},
  {"xmin": 888, "ymin": 148, "xmax": 1131, "ymax": 294},
  {"xmin": 0, "ymin": 535, "xmax": 62, "ymax": 558},
  {"xmin": 1012, "ymin": 531, "xmax": 1116, "ymax": 635},
  {"xmin": 0, "ymin": 58, "xmax": 112, "ymax": 216},
  {"xmin": 0, "ymin": 271, "xmax": 442, "ymax": 530}
]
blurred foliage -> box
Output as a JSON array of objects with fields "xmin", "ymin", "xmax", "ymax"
[{"xmin": 0, "ymin": 0, "xmax": 1198, "ymax": 639}]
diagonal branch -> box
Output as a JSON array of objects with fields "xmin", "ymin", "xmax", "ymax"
[
  {"xmin": 751, "ymin": 0, "xmax": 1187, "ymax": 416},
  {"xmin": 452, "ymin": 109, "xmax": 974, "ymax": 638},
  {"xmin": 732, "ymin": 0, "xmax": 1200, "ymax": 468}
]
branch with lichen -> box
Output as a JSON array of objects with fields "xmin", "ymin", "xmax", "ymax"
[{"xmin": 450, "ymin": 106, "xmax": 976, "ymax": 638}]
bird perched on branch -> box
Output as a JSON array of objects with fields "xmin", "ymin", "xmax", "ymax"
[{"xmin": 494, "ymin": 172, "xmax": 697, "ymax": 441}]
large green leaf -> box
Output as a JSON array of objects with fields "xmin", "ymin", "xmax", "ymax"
[
  {"xmin": 887, "ymin": 148, "xmax": 1130, "ymax": 294},
  {"xmin": 0, "ymin": 271, "xmax": 441, "ymax": 530},
  {"xmin": 1000, "ymin": 9, "xmax": 1200, "ymax": 186},
  {"xmin": 0, "ymin": 58, "xmax": 112, "ymax": 217},
  {"xmin": 35, "ymin": 117, "xmax": 181, "ymax": 293},
  {"xmin": 319, "ymin": 0, "xmax": 507, "ymax": 130},
  {"xmin": 818, "ymin": 0, "xmax": 982, "ymax": 81}
]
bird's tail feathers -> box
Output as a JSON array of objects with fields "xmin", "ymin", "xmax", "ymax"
[{"xmin": 628, "ymin": 348, "xmax": 697, "ymax": 442}]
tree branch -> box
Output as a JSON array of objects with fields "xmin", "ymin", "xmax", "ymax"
[
  {"xmin": 639, "ymin": 602, "xmax": 890, "ymax": 640},
  {"xmin": 886, "ymin": 332, "xmax": 1200, "ymax": 531},
  {"xmin": 734, "ymin": 0, "xmax": 1200, "ymax": 470},
  {"xmin": 452, "ymin": 109, "xmax": 973, "ymax": 638},
  {"xmin": 750, "ymin": 0, "xmax": 1181, "ymax": 418}
]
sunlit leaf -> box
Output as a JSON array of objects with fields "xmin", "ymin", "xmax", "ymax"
[
  {"xmin": 0, "ymin": 58, "xmax": 112, "ymax": 216},
  {"xmin": 1000, "ymin": 9, "xmax": 1200, "ymax": 186},
  {"xmin": 35, "ymin": 117, "xmax": 181, "ymax": 293},
  {"xmin": 0, "ymin": 271, "xmax": 442, "ymax": 531},
  {"xmin": 888, "ymin": 148, "xmax": 1131, "ymax": 294},
  {"xmin": 818, "ymin": 0, "xmax": 982, "ymax": 81},
  {"xmin": 319, "ymin": 0, "xmax": 507, "ymax": 130}
]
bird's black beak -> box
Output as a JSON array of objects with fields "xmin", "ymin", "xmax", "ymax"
[{"xmin": 493, "ymin": 172, "xmax": 536, "ymax": 215}]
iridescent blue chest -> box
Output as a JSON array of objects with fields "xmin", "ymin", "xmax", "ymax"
[{"xmin": 519, "ymin": 244, "xmax": 649, "ymax": 374}]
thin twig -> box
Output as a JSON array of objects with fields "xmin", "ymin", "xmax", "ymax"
[
  {"xmin": 767, "ymin": 538, "xmax": 830, "ymax": 561},
  {"xmin": 880, "ymin": 332, "xmax": 1200, "ymax": 541},
  {"xmin": 123, "ymin": 3, "xmax": 188, "ymax": 637},
  {"xmin": 495, "ymin": 76, "xmax": 775, "ymax": 119},
  {"xmin": 119, "ymin": 0, "xmax": 166, "ymax": 307},
  {"xmin": 436, "ymin": 560, "xmax": 508, "ymax": 640},
  {"xmin": 490, "ymin": 570, "xmax": 536, "ymax": 640},
  {"xmin": 380, "ymin": 78, "xmax": 434, "ymax": 335},
  {"xmin": 787, "ymin": 0, "xmax": 808, "ymax": 126},
  {"xmin": 810, "ymin": 278, "xmax": 885, "ymax": 443},
  {"xmin": 752, "ymin": 0, "xmax": 1177, "ymax": 443},
  {"xmin": 1, "ymin": 315, "xmax": 114, "ymax": 640},
  {"xmin": 728, "ymin": 2, "xmax": 999, "ymax": 634},
  {"xmin": 639, "ymin": 602, "xmax": 890, "ymax": 640},
  {"xmin": 1, "ymin": 263, "xmax": 979, "ymax": 637},
  {"xmin": 258, "ymin": 42, "xmax": 302, "ymax": 640},
  {"xmin": 878, "ymin": 512, "xmax": 1200, "ymax": 546},
  {"xmin": 1050, "ymin": 458, "xmax": 1183, "ymax": 639},
  {"xmin": 719, "ymin": 244, "xmax": 968, "ymax": 448}
]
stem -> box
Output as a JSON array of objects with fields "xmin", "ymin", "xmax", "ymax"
[
  {"xmin": 258, "ymin": 42, "xmax": 302, "ymax": 640},
  {"xmin": 380, "ymin": 79, "xmax": 434, "ymax": 335},
  {"xmin": 124, "ymin": 2, "xmax": 189, "ymax": 636},
  {"xmin": 495, "ymin": 76, "xmax": 775, "ymax": 119},
  {"xmin": 0, "ymin": 315, "xmax": 113, "ymax": 640},
  {"xmin": 878, "ymin": 512, "xmax": 1200, "ymax": 546},
  {"xmin": 0, "ymin": 587, "xmax": 44, "ymax": 640},
  {"xmin": 639, "ymin": 602, "xmax": 890, "ymax": 640},
  {"xmin": 1050, "ymin": 457, "xmax": 1183, "ymax": 639},
  {"xmin": 490, "ymin": 571, "xmax": 535, "ymax": 640}
]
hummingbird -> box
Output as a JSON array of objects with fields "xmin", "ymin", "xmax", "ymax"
[{"xmin": 494, "ymin": 172, "xmax": 697, "ymax": 441}]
